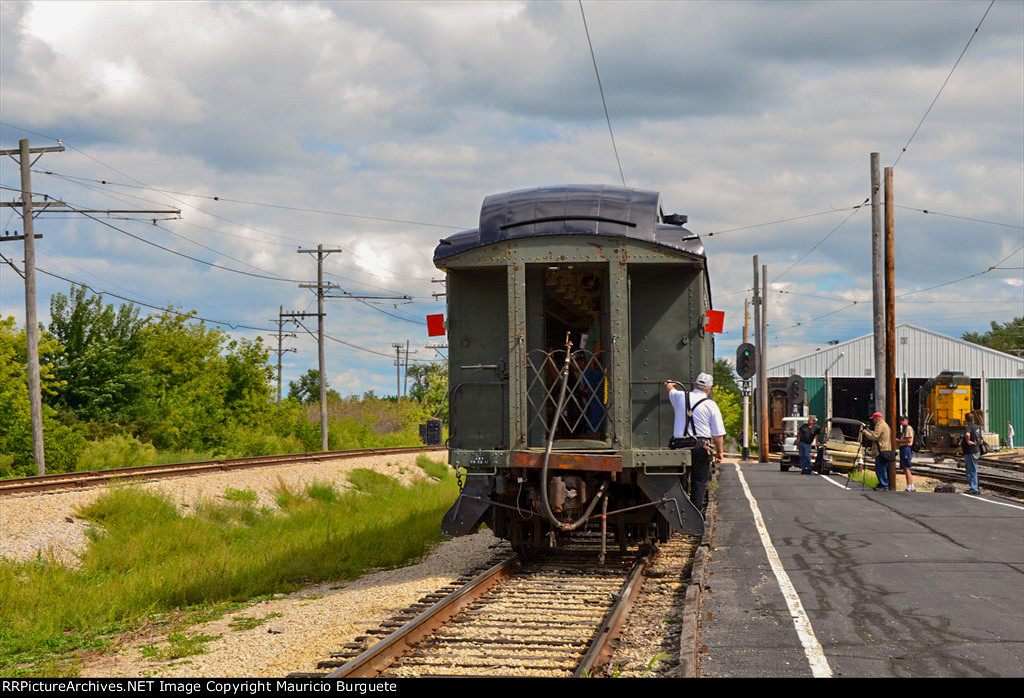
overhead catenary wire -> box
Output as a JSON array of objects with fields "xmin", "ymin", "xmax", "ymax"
[
  {"xmin": 891, "ymin": 0, "xmax": 996, "ymax": 168},
  {"xmin": 578, "ymin": 0, "xmax": 625, "ymax": 187},
  {"xmin": 895, "ymin": 204, "xmax": 1024, "ymax": 230},
  {"xmin": 771, "ymin": 200, "xmax": 869, "ymax": 283}
]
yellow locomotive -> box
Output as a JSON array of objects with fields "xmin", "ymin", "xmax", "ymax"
[{"xmin": 918, "ymin": 371, "xmax": 981, "ymax": 455}]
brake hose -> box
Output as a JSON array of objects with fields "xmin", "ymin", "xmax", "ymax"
[{"xmin": 539, "ymin": 337, "xmax": 608, "ymax": 532}]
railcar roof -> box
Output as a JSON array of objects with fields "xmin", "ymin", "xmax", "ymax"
[{"xmin": 433, "ymin": 184, "xmax": 705, "ymax": 264}]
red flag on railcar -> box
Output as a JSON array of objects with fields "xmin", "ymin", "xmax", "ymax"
[
  {"xmin": 426, "ymin": 314, "xmax": 446, "ymax": 337},
  {"xmin": 705, "ymin": 309, "xmax": 724, "ymax": 334}
]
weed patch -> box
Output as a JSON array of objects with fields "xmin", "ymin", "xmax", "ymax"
[
  {"xmin": 0, "ymin": 462, "xmax": 457, "ymax": 676},
  {"xmin": 228, "ymin": 613, "xmax": 283, "ymax": 632}
]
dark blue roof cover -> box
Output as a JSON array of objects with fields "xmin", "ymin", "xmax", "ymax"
[{"xmin": 433, "ymin": 184, "xmax": 705, "ymax": 264}]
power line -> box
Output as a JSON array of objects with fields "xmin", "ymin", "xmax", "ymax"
[
  {"xmin": 701, "ymin": 205, "xmax": 863, "ymax": 238},
  {"xmin": 771, "ymin": 200, "xmax": 869, "ymax": 283},
  {"xmin": 34, "ymin": 169, "xmax": 466, "ymax": 230},
  {"xmin": 578, "ymin": 0, "xmax": 625, "ymax": 187},
  {"xmin": 891, "ymin": 0, "xmax": 995, "ymax": 168},
  {"xmin": 896, "ymin": 244, "xmax": 1024, "ymax": 297},
  {"xmin": 34, "ymin": 168, "xmax": 437, "ymax": 289},
  {"xmin": 6, "ymin": 255, "xmax": 274, "ymax": 331},
  {"xmin": 895, "ymin": 204, "xmax": 1024, "ymax": 230}
]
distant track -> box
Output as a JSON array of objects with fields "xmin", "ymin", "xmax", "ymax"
[
  {"xmin": 0, "ymin": 446, "xmax": 446, "ymax": 497},
  {"xmin": 909, "ymin": 454, "xmax": 1024, "ymax": 498}
]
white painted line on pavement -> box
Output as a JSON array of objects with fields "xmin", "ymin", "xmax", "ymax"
[
  {"xmin": 819, "ymin": 474, "xmax": 849, "ymax": 490},
  {"xmin": 961, "ymin": 493, "xmax": 1024, "ymax": 510},
  {"xmin": 734, "ymin": 463, "xmax": 833, "ymax": 678}
]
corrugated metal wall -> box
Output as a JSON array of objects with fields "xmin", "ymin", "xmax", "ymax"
[
  {"xmin": 988, "ymin": 379, "xmax": 1024, "ymax": 447},
  {"xmin": 768, "ymin": 324, "xmax": 1024, "ymax": 379},
  {"xmin": 806, "ymin": 377, "xmax": 826, "ymax": 421}
]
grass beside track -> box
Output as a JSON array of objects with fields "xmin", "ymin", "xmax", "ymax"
[{"xmin": 0, "ymin": 456, "xmax": 458, "ymax": 677}]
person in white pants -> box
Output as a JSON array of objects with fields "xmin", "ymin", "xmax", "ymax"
[{"xmin": 1009, "ymin": 421, "xmax": 1015, "ymax": 449}]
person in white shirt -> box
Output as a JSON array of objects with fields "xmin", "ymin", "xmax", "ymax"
[
  {"xmin": 665, "ymin": 372, "xmax": 726, "ymax": 509},
  {"xmin": 1008, "ymin": 421, "xmax": 1015, "ymax": 449}
]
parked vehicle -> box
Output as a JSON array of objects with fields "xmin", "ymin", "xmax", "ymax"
[{"xmin": 821, "ymin": 417, "xmax": 865, "ymax": 472}]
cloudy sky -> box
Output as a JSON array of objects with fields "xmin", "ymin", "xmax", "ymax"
[{"xmin": 1, "ymin": 0, "xmax": 1022, "ymax": 395}]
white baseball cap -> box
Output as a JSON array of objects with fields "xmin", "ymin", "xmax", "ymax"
[{"xmin": 695, "ymin": 372, "xmax": 714, "ymax": 388}]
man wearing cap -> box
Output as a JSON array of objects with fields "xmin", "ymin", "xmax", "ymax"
[
  {"xmin": 862, "ymin": 411, "xmax": 893, "ymax": 491},
  {"xmin": 665, "ymin": 372, "xmax": 725, "ymax": 510}
]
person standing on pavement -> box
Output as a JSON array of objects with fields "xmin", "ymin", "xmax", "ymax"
[
  {"xmin": 798, "ymin": 416, "xmax": 822, "ymax": 475},
  {"xmin": 862, "ymin": 411, "xmax": 894, "ymax": 491},
  {"xmin": 1008, "ymin": 421, "xmax": 1015, "ymax": 449},
  {"xmin": 963, "ymin": 414, "xmax": 982, "ymax": 495},
  {"xmin": 665, "ymin": 372, "xmax": 725, "ymax": 509},
  {"xmin": 897, "ymin": 415, "xmax": 916, "ymax": 492}
]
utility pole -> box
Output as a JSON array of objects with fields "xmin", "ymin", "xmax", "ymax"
[
  {"xmin": 402, "ymin": 340, "xmax": 419, "ymax": 398},
  {"xmin": 392, "ymin": 343, "xmax": 403, "ymax": 399},
  {"xmin": 760, "ymin": 263, "xmax": 769, "ymax": 464},
  {"xmin": 752, "ymin": 257, "xmax": 762, "ymax": 460},
  {"xmin": 1, "ymin": 138, "xmax": 177, "ymax": 475},
  {"xmin": 297, "ymin": 245, "xmax": 342, "ymax": 451},
  {"xmin": 431, "ymin": 277, "xmax": 447, "ymax": 301},
  {"xmin": 870, "ymin": 152, "xmax": 886, "ymax": 417},
  {"xmin": 425, "ymin": 342, "xmax": 448, "ymax": 359},
  {"xmin": 742, "ymin": 297, "xmax": 750, "ymax": 460},
  {"xmin": 885, "ymin": 166, "xmax": 897, "ymax": 489},
  {"xmin": 268, "ymin": 305, "xmax": 297, "ymax": 404}
]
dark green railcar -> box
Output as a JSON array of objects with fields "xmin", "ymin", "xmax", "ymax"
[{"xmin": 435, "ymin": 184, "xmax": 713, "ymax": 553}]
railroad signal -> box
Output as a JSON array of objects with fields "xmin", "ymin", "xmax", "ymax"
[
  {"xmin": 786, "ymin": 374, "xmax": 805, "ymax": 411},
  {"xmin": 736, "ymin": 343, "xmax": 757, "ymax": 379}
]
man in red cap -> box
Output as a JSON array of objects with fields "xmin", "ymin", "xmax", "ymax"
[{"xmin": 862, "ymin": 411, "xmax": 894, "ymax": 490}]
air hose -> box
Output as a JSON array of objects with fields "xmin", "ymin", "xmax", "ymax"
[{"xmin": 540, "ymin": 337, "xmax": 608, "ymax": 532}]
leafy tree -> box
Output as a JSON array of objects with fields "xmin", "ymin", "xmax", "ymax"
[
  {"xmin": 48, "ymin": 286, "xmax": 147, "ymax": 422},
  {"xmin": 962, "ymin": 317, "xmax": 1023, "ymax": 356},
  {"xmin": 0, "ymin": 316, "xmax": 86, "ymax": 476},
  {"xmin": 712, "ymin": 358, "xmax": 742, "ymax": 440},
  {"xmin": 287, "ymin": 369, "xmax": 339, "ymax": 404},
  {"xmin": 407, "ymin": 361, "xmax": 448, "ymax": 423},
  {"xmin": 126, "ymin": 312, "xmax": 273, "ymax": 451}
]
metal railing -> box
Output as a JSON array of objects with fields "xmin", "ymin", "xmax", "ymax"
[{"xmin": 526, "ymin": 348, "xmax": 612, "ymax": 443}]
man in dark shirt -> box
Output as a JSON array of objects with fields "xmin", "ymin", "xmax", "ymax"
[{"xmin": 798, "ymin": 415, "xmax": 822, "ymax": 475}]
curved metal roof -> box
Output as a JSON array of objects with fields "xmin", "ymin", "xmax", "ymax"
[{"xmin": 433, "ymin": 184, "xmax": 705, "ymax": 263}]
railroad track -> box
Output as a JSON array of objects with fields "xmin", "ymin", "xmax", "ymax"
[
  {"xmin": 909, "ymin": 459, "xmax": 1024, "ymax": 497},
  {"xmin": 0, "ymin": 446, "xmax": 446, "ymax": 496},
  {"xmin": 302, "ymin": 538, "xmax": 651, "ymax": 678}
]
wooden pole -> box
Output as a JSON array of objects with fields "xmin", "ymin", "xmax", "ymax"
[
  {"xmin": 760, "ymin": 264, "xmax": 769, "ymax": 464},
  {"xmin": 885, "ymin": 166, "xmax": 897, "ymax": 489},
  {"xmin": 743, "ymin": 297, "xmax": 750, "ymax": 460},
  {"xmin": 752, "ymin": 257, "xmax": 761, "ymax": 459},
  {"xmin": 871, "ymin": 153, "xmax": 886, "ymax": 418},
  {"xmin": 18, "ymin": 139, "xmax": 44, "ymax": 475}
]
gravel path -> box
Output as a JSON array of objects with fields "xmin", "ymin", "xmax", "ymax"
[
  {"xmin": 83, "ymin": 531, "xmax": 504, "ymax": 678},
  {"xmin": 0, "ymin": 451, "xmax": 439, "ymax": 565}
]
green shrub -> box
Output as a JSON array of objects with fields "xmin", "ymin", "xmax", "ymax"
[
  {"xmin": 0, "ymin": 472, "xmax": 458, "ymax": 674},
  {"xmin": 75, "ymin": 434, "xmax": 156, "ymax": 472}
]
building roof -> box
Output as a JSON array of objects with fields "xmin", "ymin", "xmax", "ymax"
[
  {"xmin": 433, "ymin": 184, "xmax": 705, "ymax": 263},
  {"xmin": 768, "ymin": 323, "xmax": 1024, "ymax": 379}
]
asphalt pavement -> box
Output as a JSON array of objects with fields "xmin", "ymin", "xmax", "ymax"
[{"xmin": 699, "ymin": 461, "xmax": 1024, "ymax": 678}]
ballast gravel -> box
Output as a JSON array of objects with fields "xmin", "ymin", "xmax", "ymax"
[
  {"xmin": 0, "ymin": 451, "xmax": 436, "ymax": 566},
  {"xmin": 83, "ymin": 531, "xmax": 503, "ymax": 678}
]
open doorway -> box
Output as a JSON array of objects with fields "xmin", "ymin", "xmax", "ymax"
[{"xmin": 525, "ymin": 264, "xmax": 610, "ymax": 447}]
